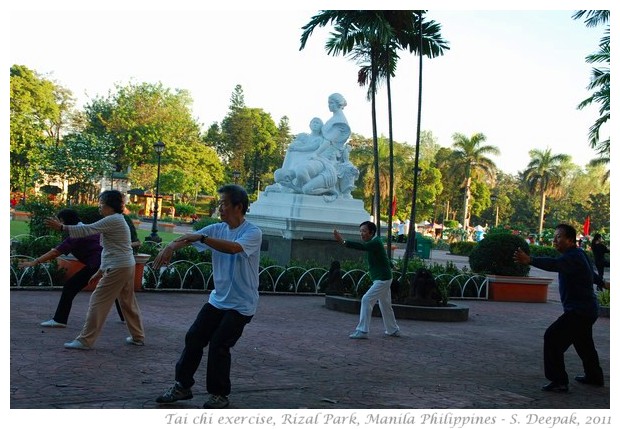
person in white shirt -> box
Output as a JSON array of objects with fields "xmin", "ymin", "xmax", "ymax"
[
  {"xmin": 153, "ymin": 185, "xmax": 262, "ymax": 409},
  {"xmin": 44, "ymin": 190, "xmax": 145, "ymax": 350}
]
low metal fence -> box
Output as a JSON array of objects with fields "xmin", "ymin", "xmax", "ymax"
[{"xmin": 10, "ymin": 255, "xmax": 489, "ymax": 300}]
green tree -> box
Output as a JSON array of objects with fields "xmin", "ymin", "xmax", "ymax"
[
  {"xmin": 449, "ymin": 132, "xmax": 500, "ymax": 229},
  {"xmin": 219, "ymin": 97, "xmax": 280, "ymax": 193},
  {"xmin": 84, "ymin": 81, "xmax": 222, "ymax": 197},
  {"xmin": 522, "ymin": 148, "xmax": 570, "ymax": 235},
  {"xmin": 36, "ymin": 132, "xmax": 115, "ymax": 204},
  {"xmin": 10, "ymin": 65, "xmax": 72, "ymax": 193}
]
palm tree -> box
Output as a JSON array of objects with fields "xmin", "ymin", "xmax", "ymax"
[
  {"xmin": 449, "ymin": 132, "xmax": 499, "ymax": 229},
  {"xmin": 572, "ymin": 10, "xmax": 609, "ymax": 182},
  {"xmin": 300, "ymin": 11, "xmax": 448, "ymax": 245},
  {"xmin": 522, "ymin": 148, "xmax": 570, "ymax": 236}
]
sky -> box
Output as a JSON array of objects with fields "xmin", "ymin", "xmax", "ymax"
[{"xmin": 5, "ymin": 1, "xmax": 612, "ymax": 177}]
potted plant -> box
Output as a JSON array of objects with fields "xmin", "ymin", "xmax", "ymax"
[{"xmin": 469, "ymin": 232, "xmax": 553, "ymax": 303}]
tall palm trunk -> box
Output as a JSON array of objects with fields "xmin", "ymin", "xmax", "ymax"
[
  {"xmin": 386, "ymin": 50, "xmax": 395, "ymax": 259},
  {"xmin": 370, "ymin": 48, "xmax": 381, "ymax": 235},
  {"xmin": 401, "ymin": 12, "xmax": 424, "ymax": 282},
  {"xmin": 462, "ymin": 165, "xmax": 472, "ymax": 229},
  {"xmin": 538, "ymin": 191, "xmax": 546, "ymax": 236}
]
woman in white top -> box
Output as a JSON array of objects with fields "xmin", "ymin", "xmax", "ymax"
[{"xmin": 44, "ymin": 190, "xmax": 145, "ymax": 350}]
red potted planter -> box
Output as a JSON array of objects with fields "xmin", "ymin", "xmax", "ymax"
[{"xmin": 487, "ymin": 275, "xmax": 553, "ymax": 303}]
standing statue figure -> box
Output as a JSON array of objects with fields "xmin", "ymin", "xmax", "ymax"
[{"xmin": 268, "ymin": 93, "xmax": 359, "ymax": 200}]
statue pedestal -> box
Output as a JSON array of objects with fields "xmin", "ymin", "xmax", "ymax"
[{"xmin": 246, "ymin": 192, "xmax": 370, "ymax": 265}]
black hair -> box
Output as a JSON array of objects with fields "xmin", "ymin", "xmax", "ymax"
[
  {"xmin": 218, "ymin": 184, "xmax": 249, "ymax": 214},
  {"xmin": 56, "ymin": 208, "xmax": 81, "ymax": 225},
  {"xmin": 555, "ymin": 223, "xmax": 577, "ymax": 243},
  {"xmin": 99, "ymin": 190, "xmax": 124, "ymax": 214},
  {"xmin": 359, "ymin": 220, "xmax": 377, "ymax": 236},
  {"xmin": 593, "ymin": 233, "xmax": 602, "ymax": 241}
]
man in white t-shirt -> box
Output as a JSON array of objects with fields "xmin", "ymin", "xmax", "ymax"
[{"xmin": 153, "ymin": 184, "xmax": 262, "ymax": 409}]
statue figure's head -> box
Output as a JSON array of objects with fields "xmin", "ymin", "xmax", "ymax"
[
  {"xmin": 309, "ymin": 117, "xmax": 324, "ymax": 132},
  {"xmin": 328, "ymin": 93, "xmax": 347, "ymax": 111}
]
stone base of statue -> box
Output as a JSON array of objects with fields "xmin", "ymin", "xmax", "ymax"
[{"xmin": 246, "ymin": 191, "xmax": 371, "ymax": 266}]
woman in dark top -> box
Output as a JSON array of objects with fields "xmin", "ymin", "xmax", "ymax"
[{"xmin": 19, "ymin": 209, "xmax": 102, "ymax": 328}]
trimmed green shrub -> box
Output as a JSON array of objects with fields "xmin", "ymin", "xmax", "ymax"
[
  {"xmin": 449, "ymin": 241, "xmax": 477, "ymax": 256},
  {"xmin": 469, "ymin": 233, "xmax": 531, "ymax": 276}
]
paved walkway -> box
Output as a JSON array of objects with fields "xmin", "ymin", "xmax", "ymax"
[{"xmin": 11, "ymin": 250, "xmax": 611, "ymax": 414}]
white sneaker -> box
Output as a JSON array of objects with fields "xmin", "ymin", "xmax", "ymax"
[
  {"xmin": 349, "ymin": 330, "xmax": 369, "ymax": 339},
  {"xmin": 40, "ymin": 319, "xmax": 66, "ymax": 328},
  {"xmin": 386, "ymin": 329, "xmax": 401, "ymax": 337},
  {"xmin": 64, "ymin": 339, "xmax": 91, "ymax": 350},
  {"xmin": 126, "ymin": 336, "xmax": 145, "ymax": 346}
]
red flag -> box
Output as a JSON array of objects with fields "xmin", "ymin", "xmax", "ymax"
[
  {"xmin": 583, "ymin": 215, "xmax": 591, "ymax": 236},
  {"xmin": 391, "ymin": 196, "xmax": 397, "ymax": 216}
]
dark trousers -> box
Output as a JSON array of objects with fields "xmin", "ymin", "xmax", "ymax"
[
  {"xmin": 595, "ymin": 260, "xmax": 609, "ymax": 279},
  {"xmin": 544, "ymin": 311, "xmax": 603, "ymax": 384},
  {"xmin": 175, "ymin": 303, "xmax": 252, "ymax": 396},
  {"xmin": 53, "ymin": 265, "xmax": 99, "ymax": 324}
]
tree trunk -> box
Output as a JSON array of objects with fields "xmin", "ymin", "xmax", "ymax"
[
  {"xmin": 538, "ymin": 191, "xmax": 546, "ymax": 236},
  {"xmin": 371, "ymin": 49, "xmax": 381, "ymax": 234},
  {"xmin": 462, "ymin": 169, "xmax": 472, "ymax": 229},
  {"xmin": 386, "ymin": 51, "xmax": 394, "ymax": 259}
]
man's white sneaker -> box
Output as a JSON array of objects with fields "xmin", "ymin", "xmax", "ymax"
[
  {"xmin": 40, "ymin": 319, "xmax": 66, "ymax": 328},
  {"xmin": 126, "ymin": 336, "xmax": 145, "ymax": 346},
  {"xmin": 349, "ymin": 330, "xmax": 369, "ymax": 339},
  {"xmin": 386, "ymin": 329, "xmax": 401, "ymax": 337},
  {"xmin": 64, "ymin": 339, "xmax": 91, "ymax": 350}
]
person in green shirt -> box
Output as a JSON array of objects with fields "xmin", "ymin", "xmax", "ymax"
[{"xmin": 334, "ymin": 221, "xmax": 400, "ymax": 339}]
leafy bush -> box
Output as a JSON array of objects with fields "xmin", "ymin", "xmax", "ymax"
[
  {"xmin": 11, "ymin": 235, "xmax": 62, "ymax": 257},
  {"xmin": 126, "ymin": 203, "xmax": 142, "ymax": 214},
  {"xmin": 469, "ymin": 233, "xmax": 531, "ymax": 276},
  {"xmin": 23, "ymin": 196, "xmax": 59, "ymax": 238},
  {"xmin": 192, "ymin": 217, "xmax": 222, "ymax": 231},
  {"xmin": 10, "ymin": 258, "xmax": 66, "ymax": 287},
  {"xmin": 598, "ymin": 289, "xmax": 610, "ymax": 307},
  {"xmin": 433, "ymin": 239, "xmax": 451, "ymax": 251},
  {"xmin": 529, "ymin": 244, "xmax": 560, "ymax": 258},
  {"xmin": 443, "ymin": 220, "xmax": 459, "ymax": 229},
  {"xmin": 174, "ymin": 203, "xmax": 197, "ymax": 218},
  {"xmin": 70, "ymin": 204, "xmax": 103, "ymax": 224},
  {"xmin": 449, "ymin": 241, "xmax": 477, "ymax": 256}
]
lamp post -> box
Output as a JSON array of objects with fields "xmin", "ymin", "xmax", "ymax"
[
  {"xmin": 232, "ymin": 170, "xmax": 240, "ymax": 184},
  {"xmin": 147, "ymin": 141, "xmax": 165, "ymax": 243},
  {"xmin": 22, "ymin": 162, "xmax": 30, "ymax": 205},
  {"xmin": 490, "ymin": 193, "xmax": 499, "ymax": 227}
]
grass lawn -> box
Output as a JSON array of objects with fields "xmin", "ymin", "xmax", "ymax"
[{"xmin": 10, "ymin": 220, "xmax": 183, "ymax": 243}]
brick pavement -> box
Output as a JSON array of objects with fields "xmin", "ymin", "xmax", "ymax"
[
  {"xmin": 10, "ymin": 286, "xmax": 609, "ymax": 410},
  {"xmin": 10, "ymin": 243, "xmax": 611, "ymax": 418}
]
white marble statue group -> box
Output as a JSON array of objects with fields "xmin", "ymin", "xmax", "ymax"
[{"xmin": 265, "ymin": 93, "xmax": 359, "ymax": 201}]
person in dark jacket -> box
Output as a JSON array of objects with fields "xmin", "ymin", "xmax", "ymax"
[
  {"xmin": 514, "ymin": 223, "xmax": 604, "ymax": 393},
  {"xmin": 590, "ymin": 233, "xmax": 610, "ymax": 282}
]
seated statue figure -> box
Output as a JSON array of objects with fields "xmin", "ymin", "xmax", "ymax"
[
  {"xmin": 268, "ymin": 93, "xmax": 359, "ymax": 200},
  {"xmin": 273, "ymin": 117, "xmax": 326, "ymax": 190}
]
